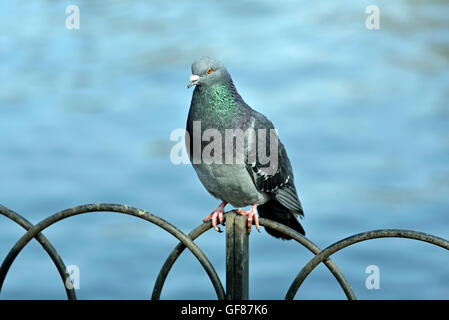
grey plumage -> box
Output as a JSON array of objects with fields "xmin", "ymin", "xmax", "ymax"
[{"xmin": 186, "ymin": 57, "xmax": 305, "ymax": 239}]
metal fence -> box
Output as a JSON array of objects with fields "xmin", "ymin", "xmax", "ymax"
[{"xmin": 1, "ymin": 203, "xmax": 449, "ymax": 300}]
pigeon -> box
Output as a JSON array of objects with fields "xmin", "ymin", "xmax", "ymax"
[{"xmin": 185, "ymin": 57, "xmax": 305, "ymax": 240}]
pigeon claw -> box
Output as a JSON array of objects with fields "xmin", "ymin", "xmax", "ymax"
[
  {"xmin": 203, "ymin": 201, "xmax": 227, "ymax": 232},
  {"xmin": 237, "ymin": 204, "xmax": 261, "ymax": 233}
]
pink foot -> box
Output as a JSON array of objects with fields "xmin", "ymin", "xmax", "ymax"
[
  {"xmin": 237, "ymin": 204, "xmax": 261, "ymax": 233},
  {"xmin": 203, "ymin": 201, "xmax": 227, "ymax": 232}
]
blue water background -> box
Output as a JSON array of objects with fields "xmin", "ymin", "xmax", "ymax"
[{"xmin": 0, "ymin": 0, "xmax": 448, "ymax": 299}]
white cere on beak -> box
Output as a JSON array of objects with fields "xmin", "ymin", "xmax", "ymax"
[
  {"xmin": 187, "ymin": 74, "xmax": 200, "ymax": 88},
  {"xmin": 190, "ymin": 74, "xmax": 200, "ymax": 82}
]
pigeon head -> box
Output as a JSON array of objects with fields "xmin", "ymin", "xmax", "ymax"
[{"xmin": 187, "ymin": 57, "xmax": 229, "ymax": 89}]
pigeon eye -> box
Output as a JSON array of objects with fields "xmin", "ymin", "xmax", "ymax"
[{"xmin": 207, "ymin": 68, "xmax": 213, "ymax": 74}]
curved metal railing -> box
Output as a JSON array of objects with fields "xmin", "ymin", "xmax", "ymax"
[{"xmin": 1, "ymin": 203, "xmax": 448, "ymax": 300}]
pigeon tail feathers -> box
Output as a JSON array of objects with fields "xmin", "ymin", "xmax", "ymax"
[{"xmin": 257, "ymin": 199, "xmax": 305, "ymax": 240}]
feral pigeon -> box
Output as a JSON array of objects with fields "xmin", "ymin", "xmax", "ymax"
[{"xmin": 186, "ymin": 57, "xmax": 305, "ymax": 239}]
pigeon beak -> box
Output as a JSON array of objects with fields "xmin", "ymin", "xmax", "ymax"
[{"xmin": 187, "ymin": 74, "xmax": 200, "ymax": 89}]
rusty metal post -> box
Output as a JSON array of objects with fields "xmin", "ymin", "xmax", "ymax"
[{"xmin": 225, "ymin": 211, "xmax": 249, "ymax": 300}]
